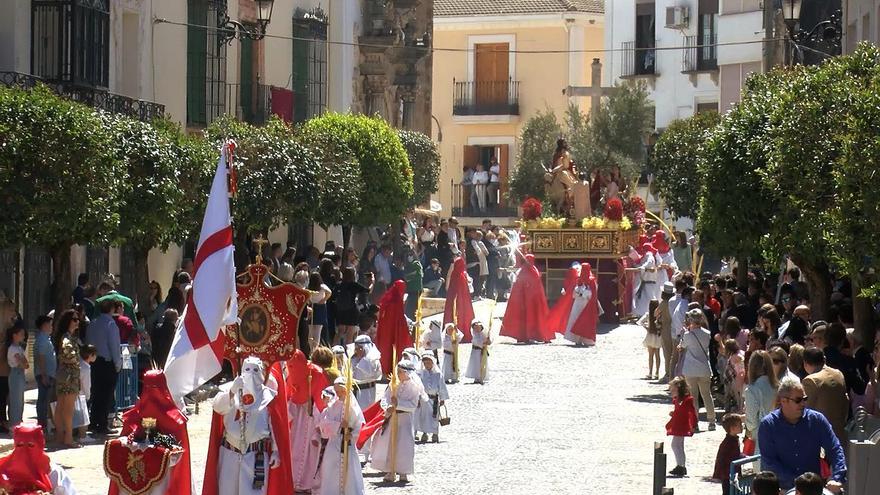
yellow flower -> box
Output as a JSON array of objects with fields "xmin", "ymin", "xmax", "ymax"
[{"xmin": 621, "ymin": 217, "xmax": 633, "ymax": 231}]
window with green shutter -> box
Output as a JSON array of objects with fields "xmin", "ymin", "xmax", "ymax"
[
  {"xmin": 187, "ymin": 0, "xmax": 227, "ymax": 126},
  {"xmin": 292, "ymin": 9, "xmax": 327, "ymax": 123}
]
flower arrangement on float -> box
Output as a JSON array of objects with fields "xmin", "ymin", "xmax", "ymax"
[{"xmin": 519, "ymin": 196, "xmax": 636, "ymax": 231}]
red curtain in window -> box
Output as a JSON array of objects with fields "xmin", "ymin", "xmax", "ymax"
[{"xmin": 270, "ymin": 86, "xmax": 294, "ymax": 122}]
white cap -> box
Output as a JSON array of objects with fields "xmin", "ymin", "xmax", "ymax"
[
  {"xmin": 354, "ymin": 335, "xmax": 372, "ymax": 345},
  {"xmin": 331, "ymin": 345, "xmax": 346, "ymax": 355}
]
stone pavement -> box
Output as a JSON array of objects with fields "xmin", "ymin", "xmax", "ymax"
[{"xmin": 5, "ymin": 303, "xmax": 734, "ymax": 494}]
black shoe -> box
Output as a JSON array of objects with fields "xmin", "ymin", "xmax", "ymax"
[{"xmin": 668, "ymin": 465, "xmax": 687, "ymax": 477}]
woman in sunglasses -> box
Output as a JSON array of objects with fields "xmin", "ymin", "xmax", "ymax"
[{"xmin": 52, "ymin": 309, "xmax": 82, "ymax": 449}]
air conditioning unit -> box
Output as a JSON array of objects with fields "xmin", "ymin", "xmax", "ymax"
[{"xmin": 665, "ymin": 6, "xmax": 690, "ymax": 29}]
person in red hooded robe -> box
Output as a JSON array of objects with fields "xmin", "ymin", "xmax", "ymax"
[
  {"xmin": 545, "ymin": 263, "xmax": 580, "ymax": 335},
  {"xmin": 202, "ymin": 356, "xmax": 292, "ymax": 495},
  {"xmin": 0, "ymin": 423, "xmax": 77, "ymax": 494},
  {"xmin": 563, "ymin": 263, "xmax": 600, "ymax": 347},
  {"xmin": 500, "ymin": 252, "xmax": 551, "ymax": 343},
  {"xmin": 442, "ymin": 257, "xmax": 475, "ymax": 343},
  {"xmin": 108, "ymin": 370, "xmax": 191, "ymax": 495},
  {"xmin": 285, "ymin": 350, "xmax": 330, "ymax": 492},
  {"xmin": 374, "ymin": 280, "xmax": 414, "ymax": 375}
]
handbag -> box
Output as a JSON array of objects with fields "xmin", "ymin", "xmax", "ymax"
[
  {"xmin": 438, "ymin": 404, "xmax": 451, "ymax": 426},
  {"xmin": 743, "ymin": 437, "xmax": 755, "ymax": 456}
]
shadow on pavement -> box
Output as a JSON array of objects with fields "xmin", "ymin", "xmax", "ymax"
[{"xmin": 626, "ymin": 393, "xmax": 670, "ymax": 404}]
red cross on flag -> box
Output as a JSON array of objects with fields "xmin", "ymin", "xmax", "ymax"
[{"xmin": 164, "ymin": 142, "xmax": 238, "ymax": 405}]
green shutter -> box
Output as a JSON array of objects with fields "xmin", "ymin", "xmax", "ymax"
[
  {"xmin": 292, "ymin": 22, "xmax": 310, "ymax": 123},
  {"xmin": 186, "ymin": 0, "xmax": 208, "ymax": 125},
  {"xmin": 240, "ymin": 36, "xmax": 254, "ymax": 122}
]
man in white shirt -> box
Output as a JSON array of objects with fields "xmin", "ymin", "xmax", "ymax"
[{"xmin": 487, "ymin": 157, "xmax": 501, "ymax": 209}]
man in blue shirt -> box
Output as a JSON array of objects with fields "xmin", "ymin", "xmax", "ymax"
[
  {"xmin": 33, "ymin": 315, "xmax": 56, "ymax": 429},
  {"xmin": 86, "ymin": 299, "xmax": 122, "ymax": 435},
  {"xmin": 758, "ymin": 376, "xmax": 846, "ymax": 493}
]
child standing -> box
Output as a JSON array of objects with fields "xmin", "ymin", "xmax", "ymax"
[
  {"xmin": 416, "ymin": 354, "xmax": 448, "ymax": 444},
  {"xmin": 76, "ymin": 345, "xmax": 97, "ymax": 439},
  {"xmin": 33, "ymin": 315, "xmax": 56, "ymax": 431},
  {"xmin": 441, "ymin": 323, "xmax": 463, "ymax": 384},
  {"xmin": 639, "ymin": 300, "xmax": 662, "ymax": 379},
  {"xmin": 464, "ymin": 320, "xmax": 491, "ymax": 384},
  {"xmin": 712, "ymin": 413, "xmax": 744, "ymax": 495},
  {"xmin": 666, "ymin": 377, "xmax": 697, "ymax": 477},
  {"xmin": 5, "ymin": 323, "xmax": 29, "ymax": 428}
]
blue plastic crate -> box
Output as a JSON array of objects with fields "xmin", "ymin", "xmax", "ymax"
[
  {"xmin": 730, "ymin": 455, "xmax": 762, "ymax": 495},
  {"xmin": 115, "ymin": 345, "xmax": 139, "ymax": 411}
]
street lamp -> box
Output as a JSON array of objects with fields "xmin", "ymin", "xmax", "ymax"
[
  {"xmin": 781, "ymin": 0, "xmax": 842, "ymax": 49},
  {"xmin": 218, "ymin": 0, "xmax": 275, "ymax": 45}
]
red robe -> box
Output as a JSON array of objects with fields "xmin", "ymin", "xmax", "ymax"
[
  {"xmin": 285, "ymin": 350, "xmax": 330, "ymax": 413},
  {"xmin": 666, "ymin": 395, "xmax": 697, "ymax": 437},
  {"xmin": 545, "ymin": 264, "xmax": 579, "ymax": 335},
  {"xmin": 500, "ymin": 253, "xmax": 551, "ymax": 342},
  {"xmin": 375, "ymin": 280, "xmax": 414, "ymax": 375},
  {"xmin": 652, "ymin": 230, "xmax": 674, "ymax": 280},
  {"xmin": 202, "ymin": 364, "xmax": 293, "ymax": 495},
  {"xmin": 568, "ymin": 263, "xmax": 599, "ymax": 342},
  {"xmin": 109, "ymin": 370, "xmax": 191, "ymax": 495},
  {"xmin": 0, "ymin": 424, "xmax": 53, "ymax": 494},
  {"xmin": 443, "ymin": 257, "xmax": 475, "ymax": 343}
]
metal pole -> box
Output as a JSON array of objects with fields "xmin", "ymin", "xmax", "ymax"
[{"xmin": 653, "ymin": 441, "xmax": 666, "ymax": 495}]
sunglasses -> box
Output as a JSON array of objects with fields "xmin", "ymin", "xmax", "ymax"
[
  {"xmin": 772, "ymin": 359, "xmax": 785, "ymax": 364},
  {"xmin": 782, "ymin": 395, "xmax": 808, "ymax": 404}
]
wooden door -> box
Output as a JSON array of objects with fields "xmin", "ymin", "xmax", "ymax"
[
  {"xmin": 474, "ymin": 43, "xmax": 509, "ymax": 107},
  {"xmin": 498, "ymin": 144, "xmax": 509, "ymax": 205}
]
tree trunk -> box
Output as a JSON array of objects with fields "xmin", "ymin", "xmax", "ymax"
[
  {"xmin": 736, "ymin": 257, "xmax": 749, "ymax": 290},
  {"xmin": 342, "ymin": 225, "xmax": 352, "ymax": 249},
  {"xmin": 234, "ymin": 231, "xmax": 251, "ymax": 272},
  {"xmin": 50, "ymin": 244, "xmax": 72, "ymax": 318},
  {"xmin": 134, "ymin": 246, "xmax": 152, "ymax": 320},
  {"xmin": 791, "ymin": 255, "xmax": 832, "ymax": 322},
  {"xmin": 851, "ymin": 274, "xmax": 875, "ymax": 348}
]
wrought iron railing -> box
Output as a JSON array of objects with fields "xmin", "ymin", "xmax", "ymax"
[
  {"xmin": 451, "ymin": 181, "xmax": 518, "ymax": 218},
  {"xmin": 452, "ymin": 79, "xmax": 520, "ymax": 116},
  {"xmin": 682, "ymin": 34, "xmax": 718, "ymax": 72},
  {"xmin": 0, "ymin": 71, "xmax": 165, "ymax": 122},
  {"xmin": 620, "ymin": 41, "xmax": 657, "ymax": 77}
]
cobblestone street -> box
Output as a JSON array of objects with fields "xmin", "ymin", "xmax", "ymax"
[{"xmin": 15, "ymin": 304, "xmax": 729, "ymax": 494}]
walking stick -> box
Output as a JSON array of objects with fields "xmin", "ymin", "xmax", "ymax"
[
  {"xmin": 340, "ymin": 354, "xmax": 354, "ymax": 493},
  {"xmin": 481, "ymin": 301, "xmax": 496, "ymax": 382},
  {"xmin": 388, "ymin": 345, "xmax": 400, "ymax": 478}
]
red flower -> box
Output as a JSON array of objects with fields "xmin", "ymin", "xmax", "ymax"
[
  {"xmin": 628, "ymin": 196, "xmax": 646, "ymax": 213},
  {"xmin": 604, "ymin": 197, "xmax": 623, "ymax": 221},
  {"xmin": 521, "ymin": 197, "xmax": 543, "ymax": 220}
]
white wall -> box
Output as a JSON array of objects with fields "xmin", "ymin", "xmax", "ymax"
[{"xmin": 845, "ymin": 0, "xmax": 880, "ymax": 49}]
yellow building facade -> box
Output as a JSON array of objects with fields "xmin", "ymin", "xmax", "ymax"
[{"xmin": 432, "ymin": 0, "xmax": 605, "ymax": 224}]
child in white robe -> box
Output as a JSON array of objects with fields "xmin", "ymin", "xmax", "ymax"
[
  {"xmin": 441, "ymin": 323, "xmax": 463, "ymax": 384},
  {"xmin": 420, "ymin": 320, "xmax": 443, "ymax": 361},
  {"xmin": 351, "ymin": 335, "xmax": 382, "ymax": 411},
  {"xmin": 370, "ymin": 361, "xmax": 426, "ymax": 483},
  {"xmin": 464, "ymin": 320, "xmax": 491, "ymax": 384},
  {"xmin": 416, "ymin": 354, "xmax": 448, "ymax": 443},
  {"xmin": 317, "ymin": 380, "xmax": 365, "ymax": 495}
]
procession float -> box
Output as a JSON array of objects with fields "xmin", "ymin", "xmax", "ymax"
[{"xmin": 518, "ymin": 141, "xmax": 647, "ymax": 323}]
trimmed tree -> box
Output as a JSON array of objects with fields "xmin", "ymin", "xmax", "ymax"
[
  {"xmin": 104, "ymin": 114, "xmax": 182, "ymax": 315},
  {"xmin": 398, "ymin": 130, "xmax": 441, "ymax": 206},
  {"xmin": 298, "ymin": 130, "xmax": 363, "ymax": 231},
  {"xmin": 697, "ymin": 73, "xmax": 776, "ymax": 288},
  {"xmin": 0, "ymin": 85, "xmax": 125, "ymax": 315},
  {"xmin": 509, "ymin": 109, "xmax": 562, "ymax": 203},
  {"xmin": 652, "ymin": 112, "xmax": 720, "ymax": 220},
  {"xmin": 302, "ymin": 113, "xmax": 412, "ymax": 226},
  {"xmin": 207, "ymin": 116, "xmax": 320, "ymax": 263}
]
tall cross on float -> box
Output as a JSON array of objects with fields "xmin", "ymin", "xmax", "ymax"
[{"xmin": 563, "ymin": 58, "xmax": 618, "ymax": 117}]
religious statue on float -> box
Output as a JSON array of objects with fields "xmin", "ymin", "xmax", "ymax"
[{"xmin": 544, "ymin": 138, "xmax": 593, "ymax": 219}]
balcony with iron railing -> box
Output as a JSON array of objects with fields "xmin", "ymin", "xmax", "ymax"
[
  {"xmin": 452, "ymin": 79, "xmax": 520, "ymax": 116},
  {"xmin": 682, "ymin": 34, "xmax": 718, "ymax": 73},
  {"xmin": 620, "ymin": 41, "xmax": 658, "ymax": 79},
  {"xmin": 0, "ymin": 71, "xmax": 165, "ymax": 122},
  {"xmin": 450, "ymin": 180, "xmax": 518, "ymax": 218}
]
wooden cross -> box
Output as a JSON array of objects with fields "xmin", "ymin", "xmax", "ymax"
[
  {"xmin": 564, "ymin": 58, "xmax": 618, "ymax": 117},
  {"xmin": 252, "ymin": 235, "xmax": 269, "ymax": 264}
]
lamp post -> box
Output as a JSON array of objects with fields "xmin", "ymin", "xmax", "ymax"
[
  {"xmin": 218, "ymin": 0, "xmax": 275, "ymax": 45},
  {"xmin": 780, "ymin": 0, "xmax": 843, "ymax": 62}
]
